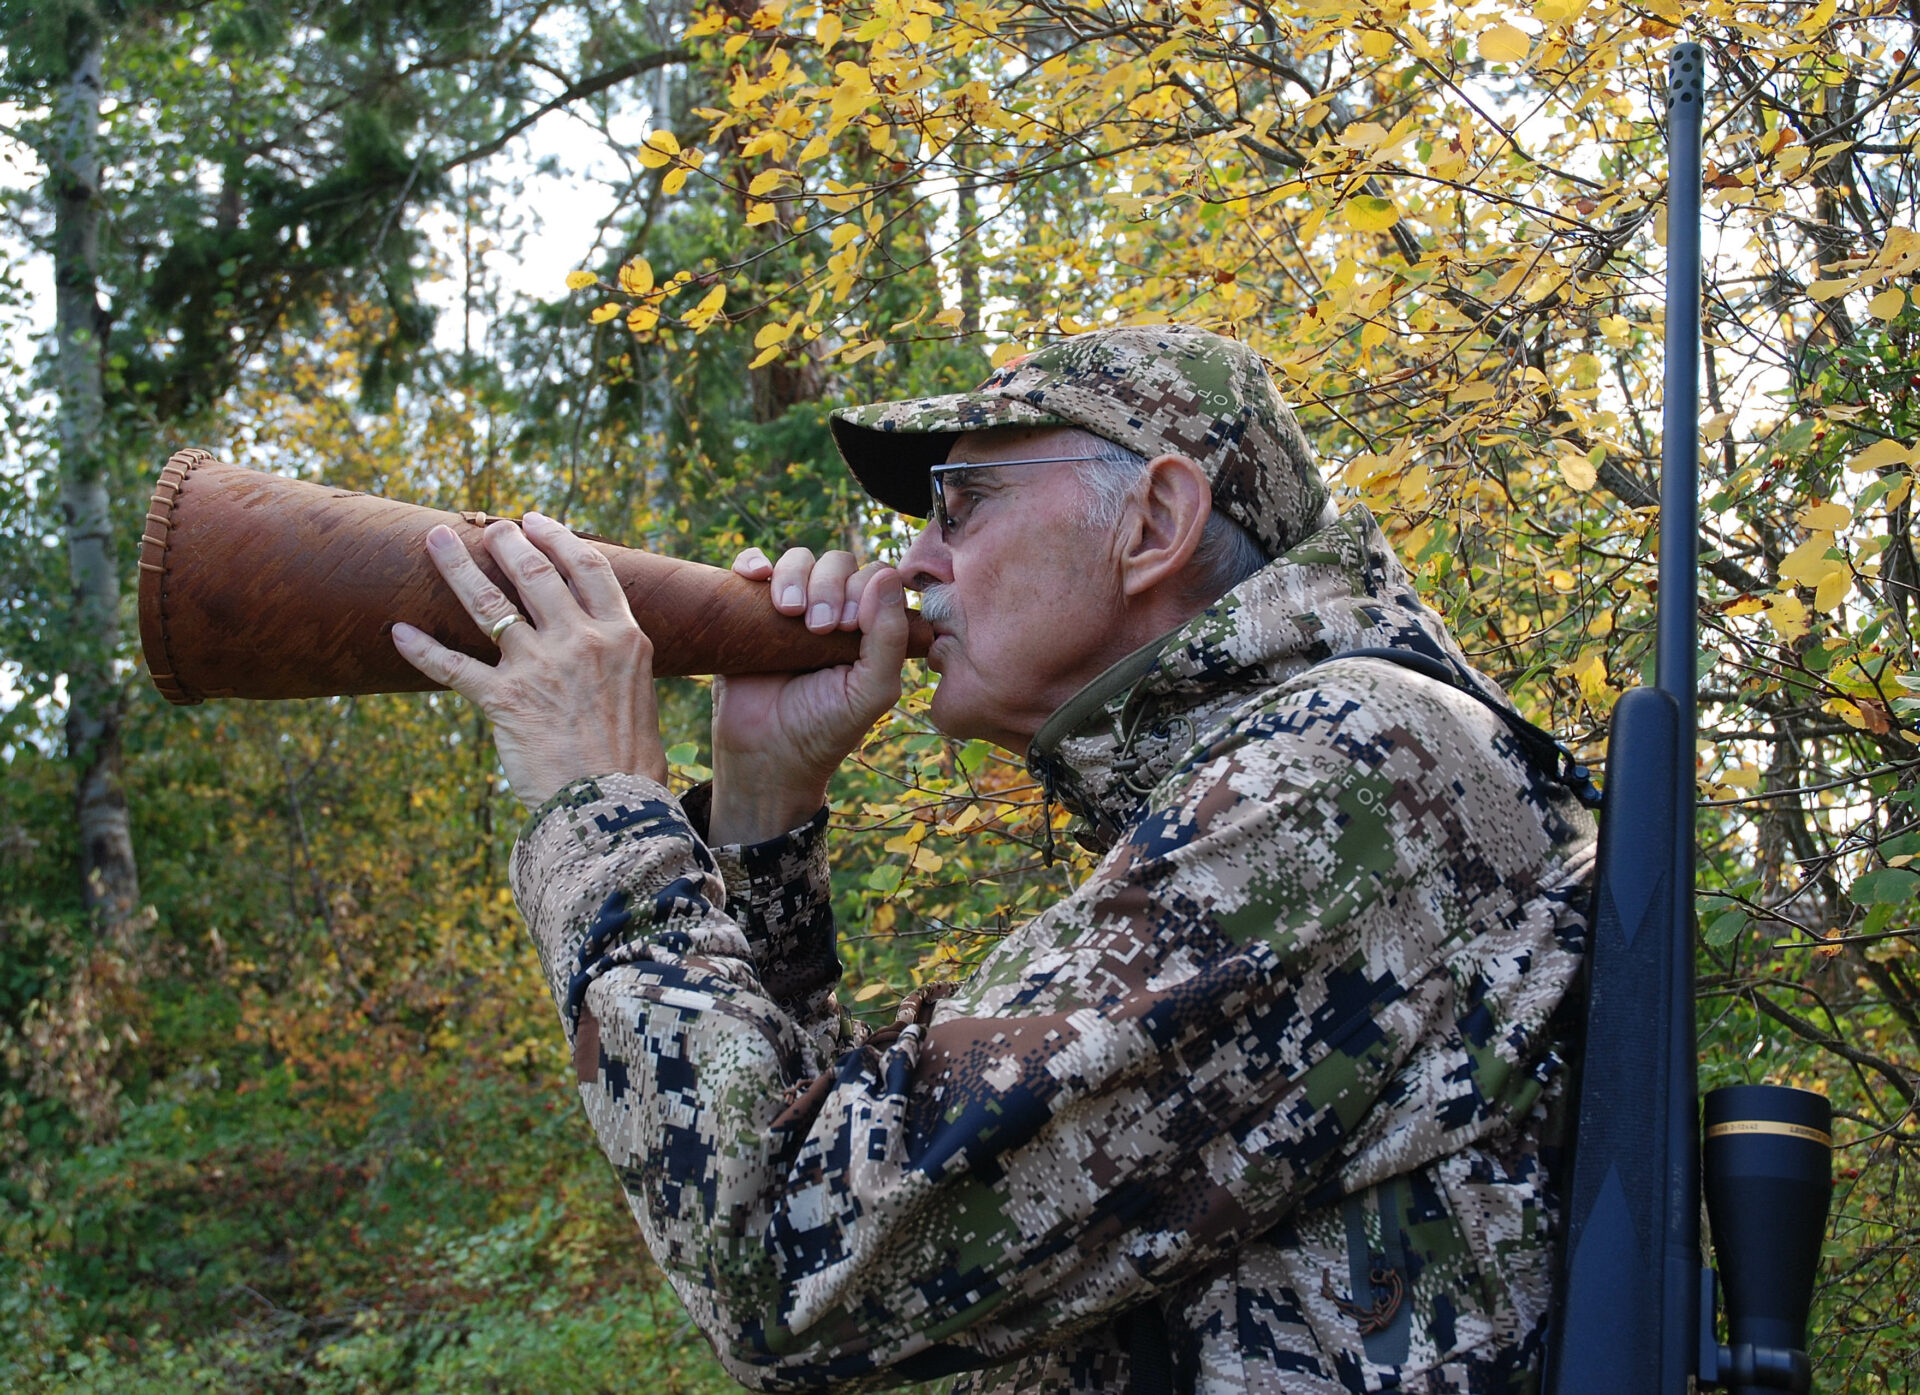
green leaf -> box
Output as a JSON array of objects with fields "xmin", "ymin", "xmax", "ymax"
[
  {"xmin": 1848, "ymin": 868, "xmax": 1919, "ymax": 904},
  {"xmin": 1703, "ymin": 908, "xmax": 1749, "ymax": 947},
  {"xmin": 1778, "ymin": 418, "xmax": 1818, "ymax": 457},
  {"xmin": 865, "ymin": 864, "xmax": 902, "ymax": 895}
]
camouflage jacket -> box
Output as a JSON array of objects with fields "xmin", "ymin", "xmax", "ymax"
[{"xmin": 509, "ymin": 504, "xmax": 1597, "ymax": 1394}]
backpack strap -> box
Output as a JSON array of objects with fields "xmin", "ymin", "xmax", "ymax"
[{"xmin": 1322, "ymin": 647, "xmax": 1603, "ymax": 810}]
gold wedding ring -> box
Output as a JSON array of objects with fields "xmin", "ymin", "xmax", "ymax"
[{"xmin": 487, "ymin": 611, "xmax": 525, "ymax": 643}]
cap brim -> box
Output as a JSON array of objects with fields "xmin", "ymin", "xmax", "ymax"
[{"xmin": 829, "ymin": 394, "xmax": 1073, "ymax": 517}]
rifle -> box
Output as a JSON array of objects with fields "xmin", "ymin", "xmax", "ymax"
[{"xmin": 1544, "ymin": 44, "xmax": 1833, "ymax": 1395}]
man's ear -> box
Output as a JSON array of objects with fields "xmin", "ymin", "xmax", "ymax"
[{"xmin": 1118, "ymin": 453, "xmax": 1211, "ymax": 598}]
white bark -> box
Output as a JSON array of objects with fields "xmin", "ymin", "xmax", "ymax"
[{"xmin": 52, "ymin": 32, "xmax": 141, "ymax": 928}]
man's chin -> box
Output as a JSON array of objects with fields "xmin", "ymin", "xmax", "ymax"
[
  {"xmin": 926, "ymin": 682, "xmax": 1023, "ymax": 752},
  {"xmin": 925, "ymin": 679, "xmax": 979, "ymax": 741}
]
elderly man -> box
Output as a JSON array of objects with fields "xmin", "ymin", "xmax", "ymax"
[{"xmin": 393, "ymin": 325, "xmax": 1596, "ymax": 1394}]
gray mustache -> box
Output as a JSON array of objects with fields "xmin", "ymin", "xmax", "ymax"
[{"xmin": 916, "ymin": 583, "xmax": 960, "ymax": 629}]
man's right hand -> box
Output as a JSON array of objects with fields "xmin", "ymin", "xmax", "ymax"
[{"xmin": 706, "ymin": 546, "xmax": 909, "ymax": 845}]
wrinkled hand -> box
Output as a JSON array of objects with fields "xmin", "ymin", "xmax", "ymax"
[
  {"xmin": 391, "ymin": 513, "xmax": 668, "ymax": 809},
  {"xmin": 709, "ymin": 546, "xmax": 909, "ymax": 844}
]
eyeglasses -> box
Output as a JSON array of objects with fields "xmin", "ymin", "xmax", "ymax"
[{"xmin": 927, "ymin": 455, "xmax": 1094, "ymax": 541}]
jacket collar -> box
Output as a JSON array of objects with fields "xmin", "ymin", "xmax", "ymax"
[{"xmin": 1025, "ymin": 503, "xmax": 1504, "ymax": 850}]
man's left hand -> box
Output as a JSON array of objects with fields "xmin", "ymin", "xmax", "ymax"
[{"xmin": 392, "ymin": 512, "xmax": 669, "ymax": 808}]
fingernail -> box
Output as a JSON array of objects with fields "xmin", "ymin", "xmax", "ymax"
[
  {"xmin": 809, "ymin": 602, "xmax": 833, "ymax": 628},
  {"xmin": 782, "ymin": 586, "xmax": 803, "ymax": 609},
  {"xmin": 427, "ymin": 526, "xmax": 456, "ymax": 552},
  {"xmin": 742, "ymin": 547, "xmax": 767, "ymax": 565},
  {"xmin": 885, "ymin": 579, "xmax": 905, "ymax": 607},
  {"xmin": 841, "ymin": 601, "xmax": 859, "ymax": 625},
  {"xmin": 392, "ymin": 622, "xmax": 418, "ymax": 644},
  {"xmin": 525, "ymin": 510, "xmax": 547, "ymax": 526}
]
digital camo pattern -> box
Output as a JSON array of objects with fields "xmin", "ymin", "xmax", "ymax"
[
  {"xmin": 828, "ymin": 323, "xmax": 1329, "ymax": 559},
  {"xmin": 509, "ymin": 503, "xmax": 1596, "ymax": 1393}
]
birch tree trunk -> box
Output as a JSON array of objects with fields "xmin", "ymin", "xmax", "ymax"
[{"xmin": 52, "ymin": 30, "xmax": 141, "ymax": 929}]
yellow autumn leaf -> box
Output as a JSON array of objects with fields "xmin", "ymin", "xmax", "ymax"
[
  {"xmin": 1777, "ymin": 535, "xmax": 1843, "ymax": 587},
  {"xmin": 1701, "ymin": 410, "xmax": 1735, "ymax": 441},
  {"xmin": 1826, "ymin": 697, "xmax": 1869, "ymax": 730},
  {"xmin": 1814, "ymin": 566, "xmax": 1853, "ymax": 613},
  {"xmin": 904, "ymin": 12, "xmax": 932, "ymax": 44},
  {"xmin": 746, "ymin": 201, "xmax": 778, "ymax": 226},
  {"xmin": 625, "ymin": 304, "xmax": 659, "ymax": 333},
  {"xmin": 686, "ymin": 282, "xmax": 728, "ymax": 328},
  {"xmin": 1723, "ymin": 596, "xmax": 1767, "ymax": 617},
  {"xmin": 1558, "ymin": 449, "xmax": 1597, "ymax": 492},
  {"xmin": 1548, "ymin": 569, "xmax": 1576, "ymax": 593},
  {"xmin": 1847, "ymin": 438, "xmax": 1918, "ymax": 473},
  {"xmin": 1799, "ymin": 501, "xmax": 1851, "ymax": 530},
  {"xmin": 1338, "ymin": 122, "xmax": 1390, "ymax": 151},
  {"xmin": 1357, "ymin": 30, "xmax": 1394, "ymax": 59},
  {"xmin": 1479, "ymin": 23, "xmax": 1531, "ymax": 63},
  {"xmin": 1345, "ymin": 196, "xmax": 1400, "ymax": 231},
  {"xmin": 930, "ymin": 306, "xmax": 965, "ymax": 328},
  {"xmin": 617, "ymin": 257, "xmax": 654, "ymax": 296},
  {"xmin": 753, "ymin": 319, "xmax": 792, "ymax": 350},
  {"xmin": 588, "ymin": 302, "xmax": 622, "ymax": 324},
  {"xmin": 741, "ymin": 128, "xmax": 788, "ymax": 159},
  {"xmin": 1770, "ymin": 592, "xmax": 1810, "ymax": 641},
  {"xmin": 843, "ymin": 339, "xmax": 887, "ymax": 364},
  {"xmin": 852, "ymin": 981, "xmax": 891, "ymax": 1003},
  {"xmin": 1869, "ymin": 286, "xmax": 1906, "ymax": 320},
  {"xmin": 747, "ymin": 344, "xmax": 781, "ymax": 369},
  {"xmin": 990, "ymin": 341, "xmax": 1028, "ymax": 368},
  {"xmin": 748, "ymin": 169, "xmax": 788, "ymax": 197},
  {"xmin": 1572, "ymin": 649, "xmax": 1607, "ymax": 702},
  {"xmin": 1532, "ymin": 0, "xmax": 1585, "ymax": 22},
  {"xmin": 1797, "ymin": 0, "xmax": 1837, "ymax": 37},
  {"xmin": 815, "ymin": 13, "xmax": 842, "ymax": 48},
  {"xmin": 564, "ymin": 269, "xmax": 597, "ymax": 290},
  {"xmin": 637, "ymin": 130, "xmax": 681, "ymax": 168},
  {"xmin": 1722, "ymin": 764, "xmax": 1763, "ymax": 790},
  {"xmin": 1807, "ymin": 276, "xmax": 1855, "ymax": 301},
  {"xmin": 662, "ymin": 167, "xmax": 691, "ymax": 195}
]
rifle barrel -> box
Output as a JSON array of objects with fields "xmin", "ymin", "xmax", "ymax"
[{"xmin": 1656, "ymin": 41, "xmax": 1706, "ymax": 1395}]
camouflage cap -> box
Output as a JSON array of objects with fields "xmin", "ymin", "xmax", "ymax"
[{"xmin": 829, "ymin": 323, "xmax": 1327, "ymax": 558}]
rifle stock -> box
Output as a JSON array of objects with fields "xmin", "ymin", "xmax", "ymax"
[{"xmin": 1546, "ymin": 687, "xmax": 1687, "ymax": 1392}]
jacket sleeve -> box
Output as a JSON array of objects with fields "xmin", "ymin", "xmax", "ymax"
[{"xmin": 508, "ymin": 667, "xmax": 1592, "ymax": 1391}]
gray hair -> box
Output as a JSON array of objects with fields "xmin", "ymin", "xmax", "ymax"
[{"xmin": 1066, "ymin": 430, "xmax": 1270, "ymax": 602}]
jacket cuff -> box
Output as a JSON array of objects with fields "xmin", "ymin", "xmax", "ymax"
[{"xmin": 709, "ymin": 804, "xmax": 840, "ymax": 1019}]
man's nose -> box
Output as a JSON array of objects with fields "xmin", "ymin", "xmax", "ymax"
[{"xmin": 897, "ymin": 520, "xmax": 951, "ymax": 592}]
